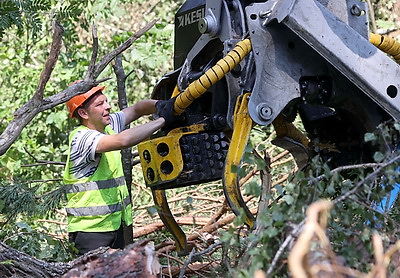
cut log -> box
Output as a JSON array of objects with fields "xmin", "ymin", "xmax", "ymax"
[
  {"xmin": 62, "ymin": 240, "xmax": 160, "ymax": 278},
  {"xmin": 0, "ymin": 242, "xmax": 69, "ymax": 277},
  {"xmin": 0, "ymin": 240, "xmax": 160, "ymax": 278}
]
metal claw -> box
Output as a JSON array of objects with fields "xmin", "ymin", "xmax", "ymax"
[
  {"xmin": 272, "ymin": 114, "xmax": 310, "ymax": 169},
  {"xmin": 152, "ymin": 189, "xmax": 188, "ymax": 255},
  {"xmin": 223, "ymin": 92, "xmax": 255, "ymax": 228}
]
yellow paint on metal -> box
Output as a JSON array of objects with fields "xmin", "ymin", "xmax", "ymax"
[
  {"xmin": 167, "ymin": 123, "xmax": 206, "ymax": 135},
  {"xmin": 138, "ymin": 134, "xmax": 184, "ymax": 185},
  {"xmin": 223, "ymin": 92, "xmax": 255, "ymax": 228},
  {"xmin": 171, "ymin": 85, "xmax": 180, "ymax": 98},
  {"xmin": 138, "ymin": 124, "xmax": 207, "ymax": 186},
  {"xmin": 152, "ymin": 189, "xmax": 188, "ymax": 255},
  {"xmin": 272, "ymin": 115, "xmax": 310, "ymax": 148}
]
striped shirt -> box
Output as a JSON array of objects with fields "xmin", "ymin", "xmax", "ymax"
[{"xmin": 68, "ymin": 111, "xmax": 126, "ymax": 179}]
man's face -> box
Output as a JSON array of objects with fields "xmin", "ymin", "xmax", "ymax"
[{"xmin": 83, "ymin": 93, "xmax": 112, "ymax": 131}]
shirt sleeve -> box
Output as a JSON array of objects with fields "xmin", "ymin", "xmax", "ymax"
[
  {"xmin": 110, "ymin": 111, "xmax": 126, "ymax": 134},
  {"xmin": 68, "ymin": 129, "xmax": 105, "ymax": 179},
  {"xmin": 68, "ymin": 112, "xmax": 126, "ymax": 179}
]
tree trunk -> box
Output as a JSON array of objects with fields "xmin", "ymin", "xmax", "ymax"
[
  {"xmin": 0, "ymin": 242, "xmax": 70, "ymax": 277},
  {"xmin": 0, "ymin": 240, "xmax": 160, "ymax": 278},
  {"xmin": 113, "ymin": 54, "xmax": 134, "ymax": 246}
]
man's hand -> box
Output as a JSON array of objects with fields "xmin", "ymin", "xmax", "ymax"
[{"xmin": 155, "ymin": 97, "xmax": 177, "ymax": 125}]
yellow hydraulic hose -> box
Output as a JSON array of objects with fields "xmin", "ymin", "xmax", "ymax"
[
  {"xmin": 370, "ymin": 33, "xmax": 400, "ymax": 64},
  {"xmin": 174, "ymin": 38, "xmax": 252, "ymax": 114}
]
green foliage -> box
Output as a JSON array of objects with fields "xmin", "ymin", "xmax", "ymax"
[
  {"xmin": 219, "ymin": 120, "xmax": 400, "ymax": 277},
  {"xmin": 0, "ymin": 180, "xmax": 72, "ymax": 261},
  {"xmin": 0, "ymin": 0, "xmax": 183, "ymax": 262},
  {"xmin": 0, "ymin": 0, "xmax": 52, "ymax": 39},
  {"xmin": 372, "ymin": 0, "xmax": 400, "ymax": 32},
  {"xmin": 1, "ymin": 221, "xmax": 74, "ymax": 262},
  {"xmin": 0, "ymin": 181, "xmax": 65, "ymax": 221}
]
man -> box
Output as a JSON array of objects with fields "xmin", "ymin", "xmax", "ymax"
[{"xmin": 63, "ymin": 81, "xmax": 174, "ymax": 255}]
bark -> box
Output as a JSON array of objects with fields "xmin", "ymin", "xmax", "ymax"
[
  {"xmin": 0, "ymin": 240, "xmax": 160, "ymax": 278},
  {"xmin": 62, "ymin": 240, "xmax": 160, "ymax": 278},
  {"xmin": 112, "ymin": 54, "xmax": 134, "ymax": 245},
  {"xmin": 0, "ymin": 18, "xmax": 158, "ymax": 156},
  {"xmin": 0, "ymin": 242, "xmax": 70, "ymax": 277}
]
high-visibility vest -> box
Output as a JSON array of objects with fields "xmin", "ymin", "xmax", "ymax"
[{"xmin": 63, "ymin": 125, "xmax": 133, "ymax": 232}]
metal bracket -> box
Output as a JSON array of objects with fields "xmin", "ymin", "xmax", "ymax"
[{"xmin": 246, "ymin": 0, "xmax": 400, "ymax": 125}]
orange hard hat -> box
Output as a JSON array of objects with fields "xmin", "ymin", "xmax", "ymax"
[{"xmin": 66, "ymin": 80, "xmax": 105, "ymax": 118}]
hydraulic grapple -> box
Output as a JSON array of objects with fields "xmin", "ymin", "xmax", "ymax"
[{"xmin": 138, "ymin": 0, "xmax": 400, "ymax": 255}]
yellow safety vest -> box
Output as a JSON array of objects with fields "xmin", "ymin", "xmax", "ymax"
[{"xmin": 63, "ymin": 125, "xmax": 133, "ymax": 232}]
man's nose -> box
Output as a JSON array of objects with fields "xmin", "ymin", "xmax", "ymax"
[{"xmin": 105, "ymin": 102, "xmax": 111, "ymax": 110}]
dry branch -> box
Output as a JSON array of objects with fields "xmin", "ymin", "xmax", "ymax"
[
  {"xmin": 288, "ymin": 200, "xmax": 337, "ymax": 278},
  {"xmin": 287, "ymin": 199, "xmax": 400, "ymax": 278},
  {"xmin": 0, "ymin": 19, "xmax": 158, "ymax": 156},
  {"xmin": 0, "ymin": 20, "xmax": 64, "ymax": 156},
  {"xmin": 0, "ymin": 242, "xmax": 70, "ymax": 277},
  {"xmin": 133, "ymin": 217, "xmax": 211, "ymax": 238}
]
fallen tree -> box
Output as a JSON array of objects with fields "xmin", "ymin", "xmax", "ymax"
[{"xmin": 0, "ymin": 240, "xmax": 160, "ymax": 278}]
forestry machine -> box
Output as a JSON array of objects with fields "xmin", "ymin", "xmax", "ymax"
[{"xmin": 138, "ymin": 0, "xmax": 400, "ymax": 255}]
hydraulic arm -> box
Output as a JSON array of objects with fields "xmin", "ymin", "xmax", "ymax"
[{"xmin": 138, "ymin": 0, "xmax": 400, "ymax": 254}]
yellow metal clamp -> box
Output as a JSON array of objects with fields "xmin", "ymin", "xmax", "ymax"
[
  {"xmin": 138, "ymin": 124, "xmax": 207, "ymax": 187},
  {"xmin": 223, "ymin": 92, "xmax": 255, "ymax": 228},
  {"xmin": 272, "ymin": 115, "xmax": 310, "ymax": 148},
  {"xmin": 139, "ymin": 135, "xmax": 184, "ymax": 186},
  {"xmin": 174, "ymin": 39, "xmax": 252, "ymax": 114},
  {"xmin": 152, "ymin": 189, "xmax": 188, "ymax": 255},
  {"xmin": 271, "ymin": 114, "xmax": 310, "ymax": 169},
  {"xmin": 370, "ymin": 33, "xmax": 400, "ymax": 64}
]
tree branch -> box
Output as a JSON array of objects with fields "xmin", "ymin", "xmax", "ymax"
[
  {"xmin": 93, "ymin": 18, "xmax": 158, "ymax": 78},
  {"xmin": 0, "ymin": 19, "xmax": 158, "ymax": 156},
  {"xmin": 35, "ymin": 20, "xmax": 64, "ymax": 101},
  {"xmin": 84, "ymin": 23, "xmax": 99, "ymax": 81}
]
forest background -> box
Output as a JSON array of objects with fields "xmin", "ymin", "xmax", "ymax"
[{"xmin": 0, "ymin": 0, "xmax": 399, "ymax": 277}]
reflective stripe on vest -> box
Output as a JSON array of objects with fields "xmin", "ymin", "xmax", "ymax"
[
  {"xmin": 63, "ymin": 125, "xmax": 133, "ymax": 232},
  {"xmin": 64, "ymin": 176, "xmax": 126, "ymax": 194},
  {"xmin": 66, "ymin": 195, "xmax": 131, "ymax": 217}
]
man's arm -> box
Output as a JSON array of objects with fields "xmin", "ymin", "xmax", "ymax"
[
  {"xmin": 95, "ymin": 117, "xmax": 165, "ymax": 153},
  {"xmin": 122, "ymin": 99, "xmax": 158, "ymax": 125}
]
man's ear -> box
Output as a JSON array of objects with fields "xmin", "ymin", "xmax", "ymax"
[{"xmin": 77, "ymin": 107, "xmax": 89, "ymax": 120}]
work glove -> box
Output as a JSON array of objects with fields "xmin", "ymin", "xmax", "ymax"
[{"xmin": 155, "ymin": 97, "xmax": 178, "ymax": 125}]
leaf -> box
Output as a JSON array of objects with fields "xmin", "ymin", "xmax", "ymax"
[
  {"xmin": 15, "ymin": 222, "xmax": 32, "ymax": 232},
  {"xmin": 146, "ymin": 206, "xmax": 158, "ymax": 216},
  {"xmin": 266, "ymin": 227, "xmax": 278, "ymax": 237},
  {"xmin": 272, "ymin": 210, "xmax": 284, "ymax": 222},
  {"xmin": 285, "ymin": 182, "xmax": 296, "ymax": 193},
  {"xmin": 230, "ymin": 164, "xmax": 238, "ymax": 173},
  {"xmin": 283, "ymin": 195, "xmax": 295, "ymax": 205},
  {"xmin": 0, "ymin": 260, "xmax": 14, "ymax": 265},
  {"xmin": 373, "ymin": 151, "xmax": 385, "ymax": 162},
  {"xmin": 364, "ymin": 132, "xmax": 376, "ymax": 142}
]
